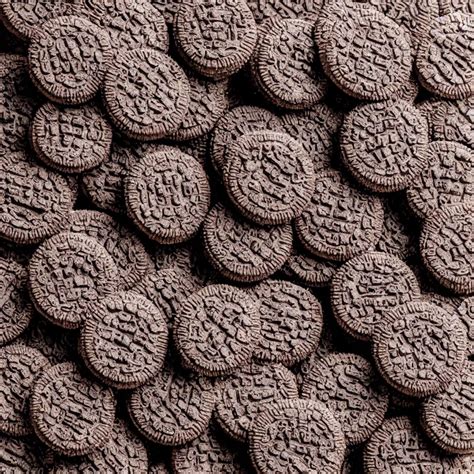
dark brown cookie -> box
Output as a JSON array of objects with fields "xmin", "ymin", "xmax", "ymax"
[
  {"xmin": 0, "ymin": 344, "xmax": 50, "ymax": 436},
  {"xmin": 215, "ymin": 362, "xmax": 299, "ymax": 442},
  {"xmin": 439, "ymin": 0, "xmax": 473, "ymax": 14},
  {"xmin": 173, "ymin": 0, "xmax": 257, "ymax": 79},
  {"xmin": 203, "ymin": 203, "xmax": 292, "ymax": 282},
  {"xmin": 416, "ymin": 12, "xmax": 474, "ymax": 99},
  {"xmin": 0, "ymin": 53, "xmax": 34, "ymax": 99},
  {"xmin": 407, "ymin": 141, "xmax": 474, "ymax": 219},
  {"xmin": 420, "ymin": 202, "xmax": 474, "ymax": 295},
  {"xmin": 0, "ymin": 434, "xmax": 44, "ymax": 472},
  {"xmin": 340, "ymin": 100, "xmax": 428, "ymax": 192},
  {"xmin": 125, "ymin": 147, "xmax": 210, "ymax": 244},
  {"xmin": 28, "ymin": 232, "xmax": 119, "ymax": 329},
  {"xmin": 246, "ymin": 0, "xmax": 323, "ymax": 23},
  {"xmin": 174, "ymin": 133, "xmax": 209, "ymax": 168},
  {"xmin": 249, "ymin": 399, "xmax": 346, "ymax": 473},
  {"xmin": 28, "ymin": 16, "xmax": 112, "ymax": 104},
  {"xmin": 103, "ymin": 48, "xmax": 190, "ymax": 140},
  {"xmin": 295, "ymin": 170, "xmax": 384, "ymax": 262},
  {"xmin": 331, "ymin": 252, "xmax": 421, "ymax": 341},
  {"xmin": 0, "ymin": 258, "xmax": 33, "ymax": 346},
  {"xmin": 301, "ymin": 353, "xmax": 389, "ymax": 445},
  {"xmin": 30, "ymin": 362, "xmax": 116, "ymax": 456},
  {"xmin": 373, "ymin": 301, "xmax": 467, "ymax": 396},
  {"xmin": 249, "ymin": 280, "xmax": 323, "ymax": 366},
  {"xmin": 224, "ymin": 131, "xmax": 315, "ymax": 225},
  {"xmin": 457, "ymin": 297, "xmax": 474, "ymax": 357},
  {"xmin": 80, "ymin": 291, "xmax": 168, "ymax": 389}
]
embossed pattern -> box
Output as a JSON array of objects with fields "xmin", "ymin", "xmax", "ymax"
[{"xmin": 247, "ymin": 0, "xmax": 324, "ymax": 23}]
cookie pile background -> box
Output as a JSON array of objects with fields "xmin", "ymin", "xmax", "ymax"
[{"xmin": 0, "ymin": 0, "xmax": 473, "ymax": 472}]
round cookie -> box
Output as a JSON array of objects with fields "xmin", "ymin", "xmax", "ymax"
[
  {"xmin": 301, "ymin": 353, "xmax": 389, "ymax": 445},
  {"xmin": 331, "ymin": 252, "xmax": 421, "ymax": 341},
  {"xmin": 28, "ymin": 16, "xmax": 112, "ymax": 104},
  {"xmin": 0, "ymin": 434, "xmax": 44, "ymax": 472},
  {"xmin": 340, "ymin": 100, "xmax": 428, "ymax": 192},
  {"xmin": 295, "ymin": 170, "xmax": 384, "ymax": 262},
  {"xmin": 249, "ymin": 280, "xmax": 323, "ymax": 366},
  {"xmin": 416, "ymin": 12, "xmax": 474, "ymax": 99},
  {"xmin": 103, "ymin": 48, "xmax": 190, "ymax": 140},
  {"xmin": 28, "ymin": 232, "xmax": 119, "ymax": 329},
  {"xmin": 173, "ymin": 0, "xmax": 257, "ymax": 79},
  {"xmin": 174, "ymin": 284, "xmax": 260, "ymax": 377},
  {"xmin": 249, "ymin": 399, "xmax": 346, "ymax": 473},
  {"xmin": 215, "ymin": 362, "xmax": 298, "ymax": 442},
  {"xmin": 457, "ymin": 297, "xmax": 474, "ymax": 357},
  {"xmin": 246, "ymin": 0, "xmax": 323, "ymax": 23},
  {"xmin": 224, "ymin": 131, "xmax": 315, "ymax": 225},
  {"xmin": 0, "ymin": 344, "xmax": 50, "ymax": 436},
  {"xmin": 0, "ymin": 258, "xmax": 33, "ymax": 346},
  {"xmin": 125, "ymin": 147, "xmax": 210, "ymax": 244},
  {"xmin": 202, "ymin": 203, "xmax": 292, "ymax": 282},
  {"xmin": 31, "ymin": 102, "xmax": 113, "ymax": 173},
  {"xmin": 30, "ymin": 362, "xmax": 116, "ymax": 456},
  {"xmin": 407, "ymin": 141, "xmax": 474, "ymax": 219},
  {"xmin": 80, "ymin": 291, "xmax": 168, "ymax": 389},
  {"xmin": 373, "ymin": 301, "xmax": 467, "ymax": 396},
  {"xmin": 420, "ymin": 202, "xmax": 474, "ymax": 295}
]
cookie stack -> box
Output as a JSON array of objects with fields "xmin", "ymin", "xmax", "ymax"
[{"xmin": 0, "ymin": 0, "xmax": 473, "ymax": 472}]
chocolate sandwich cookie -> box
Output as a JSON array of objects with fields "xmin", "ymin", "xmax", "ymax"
[
  {"xmin": 0, "ymin": 258, "xmax": 33, "ymax": 346},
  {"xmin": 224, "ymin": 131, "xmax": 315, "ymax": 225},
  {"xmin": 253, "ymin": 19, "xmax": 327, "ymax": 109},
  {"xmin": 246, "ymin": 0, "xmax": 323, "ymax": 23},
  {"xmin": 420, "ymin": 202, "xmax": 474, "ymax": 295},
  {"xmin": 295, "ymin": 170, "xmax": 384, "ymax": 262},
  {"xmin": 175, "ymin": 134, "xmax": 209, "ymax": 168},
  {"xmin": 373, "ymin": 301, "xmax": 467, "ymax": 396},
  {"xmin": 331, "ymin": 252, "xmax": 421, "ymax": 341},
  {"xmin": 103, "ymin": 49, "xmax": 190, "ymax": 140},
  {"xmin": 416, "ymin": 13, "xmax": 474, "ymax": 99},
  {"xmin": 215, "ymin": 362, "xmax": 298, "ymax": 442},
  {"xmin": 174, "ymin": 285, "xmax": 260, "ymax": 377},
  {"xmin": 249, "ymin": 280, "xmax": 323, "ymax": 366},
  {"xmin": 28, "ymin": 16, "xmax": 112, "ymax": 104},
  {"xmin": 28, "ymin": 232, "xmax": 119, "ymax": 329},
  {"xmin": 301, "ymin": 353, "xmax": 389, "ymax": 445},
  {"xmin": 125, "ymin": 147, "xmax": 210, "ymax": 244},
  {"xmin": 0, "ymin": 95, "xmax": 35, "ymax": 154},
  {"xmin": 407, "ymin": 141, "xmax": 473, "ymax": 219},
  {"xmin": 340, "ymin": 100, "xmax": 428, "ymax": 192},
  {"xmin": 128, "ymin": 360, "xmax": 215, "ymax": 446},
  {"xmin": 203, "ymin": 203, "xmax": 292, "ymax": 282},
  {"xmin": 31, "ymin": 102, "xmax": 113, "ymax": 174},
  {"xmin": 439, "ymin": 0, "xmax": 473, "ymax": 14},
  {"xmin": 0, "ymin": 434, "xmax": 44, "ymax": 472},
  {"xmin": 0, "ymin": 344, "xmax": 50, "ymax": 436},
  {"xmin": 174, "ymin": 0, "xmax": 257, "ymax": 79},
  {"xmin": 249, "ymin": 399, "xmax": 346, "ymax": 474},
  {"xmin": 457, "ymin": 297, "xmax": 474, "ymax": 357}
]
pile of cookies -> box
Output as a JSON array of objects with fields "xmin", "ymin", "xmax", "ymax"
[{"xmin": 0, "ymin": 0, "xmax": 473, "ymax": 472}]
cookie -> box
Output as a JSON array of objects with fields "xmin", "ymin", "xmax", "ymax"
[
  {"xmin": 0, "ymin": 53, "xmax": 35, "ymax": 99},
  {"xmin": 125, "ymin": 147, "xmax": 210, "ymax": 244},
  {"xmin": 331, "ymin": 252, "xmax": 421, "ymax": 341},
  {"xmin": 30, "ymin": 362, "xmax": 116, "ymax": 456},
  {"xmin": 224, "ymin": 131, "xmax": 315, "ymax": 225},
  {"xmin": 248, "ymin": 399, "xmax": 346, "ymax": 473},
  {"xmin": 252, "ymin": 19, "xmax": 327, "ymax": 109},
  {"xmin": 0, "ymin": 434, "xmax": 44, "ymax": 472},
  {"xmin": 80, "ymin": 291, "xmax": 168, "ymax": 389},
  {"xmin": 457, "ymin": 297, "xmax": 474, "ymax": 357},
  {"xmin": 28, "ymin": 232, "xmax": 119, "ymax": 329},
  {"xmin": 174, "ymin": 284, "xmax": 260, "ymax": 377},
  {"xmin": 407, "ymin": 141, "xmax": 474, "ymax": 219},
  {"xmin": 103, "ymin": 48, "xmax": 190, "ymax": 140},
  {"xmin": 420, "ymin": 202, "xmax": 474, "ymax": 295},
  {"xmin": 31, "ymin": 102, "xmax": 113, "ymax": 174},
  {"xmin": 373, "ymin": 300, "xmax": 467, "ymax": 396},
  {"xmin": 174, "ymin": 134, "xmax": 209, "ymax": 168},
  {"xmin": 416, "ymin": 12, "xmax": 474, "ymax": 99},
  {"xmin": 295, "ymin": 170, "xmax": 384, "ymax": 262},
  {"xmin": 28, "ymin": 16, "xmax": 112, "ymax": 104},
  {"xmin": 202, "ymin": 203, "xmax": 292, "ymax": 282},
  {"xmin": 439, "ymin": 0, "xmax": 474, "ymax": 14},
  {"xmin": 0, "ymin": 344, "xmax": 50, "ymax": 436},
  {"xmin": 301, "ymin": 353, "xmax": 389, "ymax": 445},
  {"xmin": 340, "ymin": 100, "xmax": 428, "ymax": 192},
  {"xmin": 215, "ymin": 362, "xmax": 298, "ymax": 442},
  {"xmin": 246, "ymin": 0, "xmax": 323, "ymax": 23},
  {"xmin": 173, "ymin": 0, "xmax": 257, "ymax": 79},
  {"xmin": 0, "ymin": 258, "xmax": 33, "ymax": 346},
  {"xmin": 421, "ymin": 361, "xmax": 474, "ymax": 454},
  {"xmin": 249, "ymin": 280, "xmax": 323, "ymax": 366},
  {"xmin": 128, "ymin": 359, "xmax": 215, "ymax": 445}
]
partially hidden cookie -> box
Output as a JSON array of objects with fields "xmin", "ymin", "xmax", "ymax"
[
  {"xmin": 246, "ymin": 0, "xmax": 323, "ymax": 23},
  {"xmin": 439, "ymin": 0, "xmax": 474, "ymax": 14},
  {"xmin": 457, "ymin": 297, "xmax": 474, "ymax": 357},
  {"xmin": 149, "ymin": 0, "xmax": 194, "ymax": 24},
  {"xmin": 0, "ymin": 434, "xmax": 44, "ymax": 472}
]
